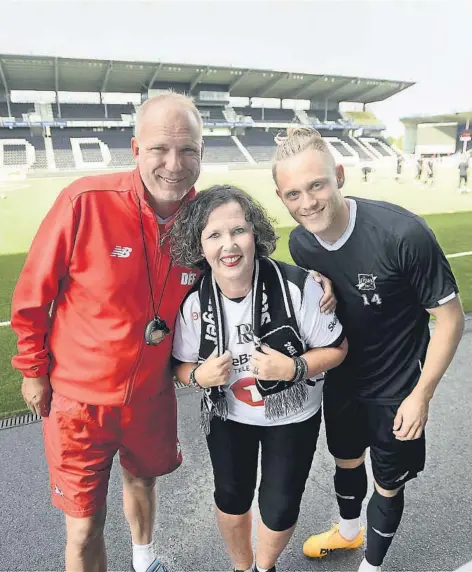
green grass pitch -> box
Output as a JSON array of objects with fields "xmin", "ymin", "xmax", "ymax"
[{"xmin": 0, "ymin": 164, "xmax": 471, "ymax": 417}]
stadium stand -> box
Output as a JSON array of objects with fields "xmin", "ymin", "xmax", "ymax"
[
  {"xmin": 0, "ymin": 55, "xmax": 413, "ymax": 172},
  {"xmin": 0, "ymin": 127, "xmax": 47, "ymax": 169},
  {"xmin": 106, "ymin": 104, "xmax": 135, "ymax": 119},
  {"xmin": 330, "ymin": 139, "xmax": 354, "ymax": 157},
  {"xmin": 198, "ymin": 106, "xmax": 227, "ymax": 122},
  {"xmin": 369, "ymin": 140, "xmax": 392, "ymax": 157},
  {"xmin": 0, "ymin": 102, "xmax": 35, "ymax": 119},
  {"xmin": 50, "ymin": 128, "xmax": 135, "ymax": 169},
  {"xmin": 50, "ymin": 129, "xmax": 77, "ymax": 169},
  {"xmin": 203, "ymin": 136, "xmax": 247, "ymax": 163},
  {"xmin": 326, "ymin": 110, "xmax": 344, "ymax": 123},
  {"xmin": 238, "ymin": 129, "xmax": 276, "ymax": 163},
  {"xmin": 234, "ymin": 108, "xmax": 295, "ymax": 123},
  {"xmin": 306, "ymin": 112, "xmax": 321, "ymax": 124},
  {"xmin": 342, "ymin": 135, "xmax": 373, "ymax": 160},
  {"xmin": 52, "ymin": 104, "xmax": 105, "ymax": 120}
]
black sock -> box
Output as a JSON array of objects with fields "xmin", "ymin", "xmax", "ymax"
[
  {"xmin": 365, "ymin": 488, "xmax": 405, "ymax": 566},
  {"xmin": 334, "ymin": 463, "xmax": 368, "ymax": 520}
]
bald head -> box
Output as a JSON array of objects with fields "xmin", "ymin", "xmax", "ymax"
[{"xmin": 135, "ymin": 92, "xmax": 203, "ymax": 140}]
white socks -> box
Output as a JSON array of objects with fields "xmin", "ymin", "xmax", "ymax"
[
  {"xmin": 358, "ymin": 557, "xmax": 381, "ymax": 572},
  {"xmin": 339, "ymin": 516, "xmax": 361, "ymax": 540},
  {"xmin": 132, "ymin": 542, "xmax": 155, "ymax": 572}
]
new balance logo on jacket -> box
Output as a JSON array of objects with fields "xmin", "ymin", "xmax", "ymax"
[{"xmin": 110, "ymin": 246, "xmax": 133, "ymax": 258}]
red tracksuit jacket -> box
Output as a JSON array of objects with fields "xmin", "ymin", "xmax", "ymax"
[{"xmin": 11, "ymin": 168, "xmax": 198, "ymax": 405}]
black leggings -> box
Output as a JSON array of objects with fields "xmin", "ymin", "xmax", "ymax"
[{"xmin": 206, "ymin": 410, "xmax": 321, "ymax": 532}]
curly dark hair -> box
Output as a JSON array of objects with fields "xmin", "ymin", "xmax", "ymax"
[{"xmin": 169, "ymin": 184, "xmax": 278, "ymax": 269}]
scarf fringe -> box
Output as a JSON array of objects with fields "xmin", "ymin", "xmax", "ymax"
[
  {"xmin": 264, "ymin": 380, "xmax": 309, "ymax": 420},
  {"xmin": 200, "ymin": 392, "xmax": 228, "ymax": 435}
]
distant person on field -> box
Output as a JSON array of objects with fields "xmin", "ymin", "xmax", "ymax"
[
  {"xmin": 361, "ymin": 162, "xmax": 372, "ymax": 183},
  {"xmin": 415, "ymin": 156, "xmax": 423, "ymax": 181},
  {"xmin": 457, "ymin": 155, "xmax": 469, "ymax": 193},
  {"xmin": 273, "ymin": 127, "xmax": 464, "ymax": 572},
  {"xmin": 424, "ymin": 156, "xmax": 434, "ymax": 186},
  {"xmin": 395, "ymin": 154, "xmax": 403, "ymax": 181}
]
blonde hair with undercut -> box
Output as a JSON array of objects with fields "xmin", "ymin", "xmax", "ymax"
[{"xmin": 272, "ymin": 127, "xmax": 335, "ymax": 184}]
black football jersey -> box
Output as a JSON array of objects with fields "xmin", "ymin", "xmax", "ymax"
[{"xmin": 289, "ymin": 198, "xmax": 458, "ymax": 402}]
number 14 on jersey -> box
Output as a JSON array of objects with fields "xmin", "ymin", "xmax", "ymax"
[{"xmin": 362, "ymin": 293, "xmax": 382, "ymax": 306}]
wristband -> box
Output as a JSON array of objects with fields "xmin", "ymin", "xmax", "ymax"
[
  {"xmin": 290, "ymin": 356, "xmax": 308, "ymax": 383},
  {"xmin": 188, "ymin": 365, "xmax": 203, "ymax": 389}
]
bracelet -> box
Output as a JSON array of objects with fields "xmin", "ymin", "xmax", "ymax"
[
  {"xmin": 188, "ymin": 365, "xmax": 203, "ymax": 389},
  {"xmin": 290, "ymin": 356, "xmax": 308, "ymax": 383}
]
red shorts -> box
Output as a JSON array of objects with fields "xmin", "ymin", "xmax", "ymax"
[{"xmin": 42, "ymin": 386, "xmax": 182, "ymax": 517}]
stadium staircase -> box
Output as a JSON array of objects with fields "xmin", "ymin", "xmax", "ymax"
[
  {"xmin": 345, "ymin": 135, "xmax": 375, "ymax": 161},
  {"xmin": 306, "ymin": 112, "xmax": 321, "ymax": 125},
  {"xmin": 35, "ymin": 103, "xmax": 54, "ymax": 122},
  {"xmin": 231, "ymin": 136, "xmax": 255, "ymax": 164},
  {"xmin": 295, "ymin": 110, "xmax": 311, "ymax": 125},
  {"xmin": 202, "ymin": 136, "xmax": 247, "ymax": 164},
  {"xmin": 324, "ymin": 137, "xmax": 357, "ymax": 165},
  {"xmin": 222, "ymin": 107, "xmax": 237, "ymax": 123},
  {"xmin": 360, "ymin": 137, "xmax": 392, "ymax": 160},
  {"xmin": 238, "ymin": 129, "xmax": 277, "ymax": 163}
]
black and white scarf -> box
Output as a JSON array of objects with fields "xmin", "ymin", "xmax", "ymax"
[{"xmin": 197, "ymin": 257, "xmax": 308, "ymax": 434}]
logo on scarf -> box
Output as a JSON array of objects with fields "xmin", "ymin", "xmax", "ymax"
[
  {"xmin": 202, "ymin": 301, "xmax": 217, "ymax": 344},
  {"xmin": 261, "ymin": 287, "xmax": 271, "ymax": 326}
]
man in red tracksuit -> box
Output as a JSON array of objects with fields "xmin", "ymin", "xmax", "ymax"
[{"xmin": 11, "ymin": 93, "xmax": 204, "ymax": 572}]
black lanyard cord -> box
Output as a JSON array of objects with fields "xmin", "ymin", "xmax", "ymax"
[{"xmin": 137, "ymin": 195, "xmax": 171, "ymax": 320}]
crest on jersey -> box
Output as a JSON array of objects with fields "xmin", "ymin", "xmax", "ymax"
[{"xmin": 356, "ymin": 274, "xmax": 377, "ymax": 291}]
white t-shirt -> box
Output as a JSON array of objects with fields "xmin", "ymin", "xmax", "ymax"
[{"xmin": 172, "ymin": 272, "xmax": 343, "ymax": 426}]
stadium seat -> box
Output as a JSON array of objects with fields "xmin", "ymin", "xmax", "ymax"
[
  {"xmin": 342, "ymin": 135, "xmax": 373, "ymax": 161},
  {"xmin": 0, "ymin": 128, "xmax": 48, "ymax": 169},
  {"xmin": 50, "ymin": 128, "xmax": 135, "ymax": 169},
  {"xmin": 0, "ymin": 103, "xmax": 35, "ymax": 120},
  {"xmin": 329, "ymin": 139, "xmax": 354, "ymax": 157},
  {"xmin": 106, "ymin": 104, "xmax": 135, "ymax": 119},
  {"xmin": 198, "ymin": 106, "xmax": 227, "ymax": 122},
  {"xmin": 233, "ymin": 108, "xmax": 295, "ymax": 123},
  {"xmin": 202, "ymin": 136, "xmax": 247, "ymax": 164},
  {"xmin": 52, "ymin": 104, "xmax": 105, "ymax": 120},
  {"xmin": 238, "ymin": 129, "xmax": 277, "ymax": 163},
  {"xmin": 369, "ymin": 140, "xmax": 392, "ymax": 157}
]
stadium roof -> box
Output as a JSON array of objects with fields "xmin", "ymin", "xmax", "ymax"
[
  {"xmin": 401, "ymin": 111, "xmax": 472, "ymax": 125},
  {"xmin": 0, "ymin": 54, "xmax": 414, "ymax": 103}
]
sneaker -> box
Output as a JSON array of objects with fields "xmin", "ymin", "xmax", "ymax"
[
  {"xmin": 252, "ymin": 567, "xmax": 276, "ymax": 572},
  {"xmin": 303, "ymin": 523, "xmax": 365, "ymax": 558},
  {"xmin": 132, "ymin": 558, "xmax": 169, "ymax": 572}
]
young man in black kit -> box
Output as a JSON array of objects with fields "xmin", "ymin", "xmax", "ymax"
[{"xmin": 273, "ymin": 127, "xmax": 465, "ymax": 572}]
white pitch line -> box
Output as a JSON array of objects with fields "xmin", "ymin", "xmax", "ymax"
[
  {"xmin": 446, "ymin": 251, "xmax": 472, "ymax": 259},
  {"xmin": 0, "ymin": 252, "xmax": 471, "ymax": 327}
]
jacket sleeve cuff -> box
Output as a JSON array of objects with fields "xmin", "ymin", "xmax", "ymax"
[{"xmin": 19, "ymin": 364, "xmax": 50, "ymax": 378}]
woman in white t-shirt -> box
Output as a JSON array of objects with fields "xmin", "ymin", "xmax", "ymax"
[{"xmin": 169, "ymin": 185, "xmax": 347, "ymax": 572}]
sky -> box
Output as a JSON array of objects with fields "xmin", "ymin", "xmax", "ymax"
[{"xmin": 1, "ymin": 0, "xmax": 471, "ymax": 135}]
